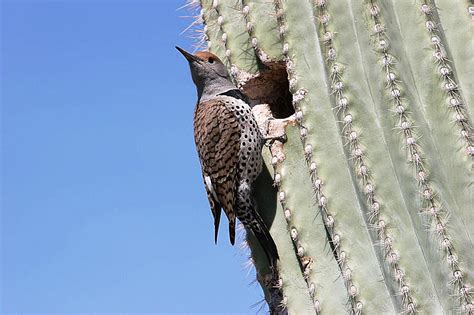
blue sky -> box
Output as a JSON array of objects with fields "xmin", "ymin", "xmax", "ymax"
[{"xmin": 1, "ymin": 0, "xmax": 265, "ymax": 313}]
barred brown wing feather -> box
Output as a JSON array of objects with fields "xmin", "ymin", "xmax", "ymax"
[{"xmin": 194, "ymin": 99, "xmax": 241, "ymax": 245}]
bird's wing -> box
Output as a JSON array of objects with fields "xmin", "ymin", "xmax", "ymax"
[{"xmin": 194, "ymin": 98, "xmax": 240, "ymax": 245}]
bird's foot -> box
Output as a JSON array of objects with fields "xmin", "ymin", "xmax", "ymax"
[
  {"xmin": 262, "ymin": 117, "xmax": 290, "ymax": 147},
  {"xmin": 264, "ymin": 134, "xmax": 287, "ymax": 147}
]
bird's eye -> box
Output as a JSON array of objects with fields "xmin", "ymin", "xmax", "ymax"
[{"xmin": 208, "ymin": 57, "xmax": 214, "ymax": 63}]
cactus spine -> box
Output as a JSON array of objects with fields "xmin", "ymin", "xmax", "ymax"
[{"xmin": 185, "ymin": 0, "xmax": 473, "ymax": 313}]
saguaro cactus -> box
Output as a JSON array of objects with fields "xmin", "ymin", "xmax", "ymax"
[{"xmin": 184, "ymin": 0, "xmax": 473, "ymax": 313}]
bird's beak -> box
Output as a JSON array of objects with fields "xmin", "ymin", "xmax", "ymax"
[{"xmin": 176, "ymin": 46, "xmax": 201, "ymax": 63}]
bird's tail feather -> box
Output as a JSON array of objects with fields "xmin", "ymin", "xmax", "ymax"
[{"xmin": 250, "ymin": 210, "xmax": 279, "ymax": 268}]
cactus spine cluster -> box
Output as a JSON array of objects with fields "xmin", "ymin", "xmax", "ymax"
[{"xmin": 185, "ymin": 0, "xmax": 473, "ymax": 313}]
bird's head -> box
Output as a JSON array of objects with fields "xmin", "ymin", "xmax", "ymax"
[{"xmin": 176, "ymin": 46, "xmax": 236, "ymax": 102}]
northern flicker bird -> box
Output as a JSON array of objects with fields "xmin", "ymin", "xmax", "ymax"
[{"xmin": 176, "ymin": 46, "xmax": 279, "ymax": 267}]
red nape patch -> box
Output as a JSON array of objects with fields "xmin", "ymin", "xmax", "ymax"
[{"xmin": 195, "ymin": 51, "xmax": 223, "ymax": 63}]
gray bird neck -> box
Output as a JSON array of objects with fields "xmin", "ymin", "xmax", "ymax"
[{"xmin": 197, "ymin": 76, "xmax": 237, "ymax": 103}]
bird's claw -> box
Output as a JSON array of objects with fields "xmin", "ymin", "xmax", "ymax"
[{"xmin": 264, "ymin": 134, "xmax": 287, "ymax": 147}]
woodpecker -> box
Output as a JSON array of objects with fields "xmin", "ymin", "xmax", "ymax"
[{"xmin": 176, "ymin": 46, "xmax": 279, "ymax": 267}]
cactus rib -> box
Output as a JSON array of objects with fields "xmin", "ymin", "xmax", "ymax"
[
  {"xmin": 272, "ymin": 1, "xmax": 360, "ymax": 312},
  {"xmin": 365, "ymin": 0, "xmax": 473, "ymax": 310},
  {"xmin": 272, "ymin": 123, "xmax": 351, "ymax": 314},
  {"xmin": 272, "ymin": 0, "xmax": 399, "ymax": 313},
  {"xmin": 420, "ymin": 0, "xmax": 473, "ymax": 156},
  {"xmin": 199, "ymin": 0, "xmax": 228, "ymax": 65},
  {"xmin": 253, "ymin": 146, "xmax": 316, "ymax": 314},
  {"xmin": 435, "ymin": 0, "xmax": 474, "ymax": 117},
  {"xmin": 271, "ymin": 139, "xmax": 320, "ymax": 314},
  {"xmin": 311, "ymin": 1, "xmax": 419, "ymax": 312}
]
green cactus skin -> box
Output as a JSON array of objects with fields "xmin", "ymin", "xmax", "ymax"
[
  {"xmin": 253, "ymin": 143, "xmax": 317, "ymax": 314},
  {"xmin": 309, "ymin": 1, "xmax": 446, "ymax": 312},
  {"xmin": 273, "ymin": 0, "xmax": 399, "ymax": 313},
  {"xmin": 434, "ymin": 0, "xmax": 474, "ymax": 116},
  {"xmin": 242, "ymin": 0, "xmax": 283, "ymax": 62},
  {"xmin": 359, "ymin": 0, "xmax": 473, "ymax": 311},
  {"xmin": 273, "ymin": 124, "xmax": 349, "ymax": 314},
  {"xmin": 189, "ymin": 0, "xmax": 473, "ymax": 313}
]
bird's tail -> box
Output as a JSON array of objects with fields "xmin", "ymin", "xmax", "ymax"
[{"xmin": 248, "ymin": 210, "xmax": 279, "ymax": 268}]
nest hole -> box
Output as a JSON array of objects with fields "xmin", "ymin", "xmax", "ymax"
[{"xmin": 241, "ymin": 62, "xmax": 294, "ymax": 119}]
